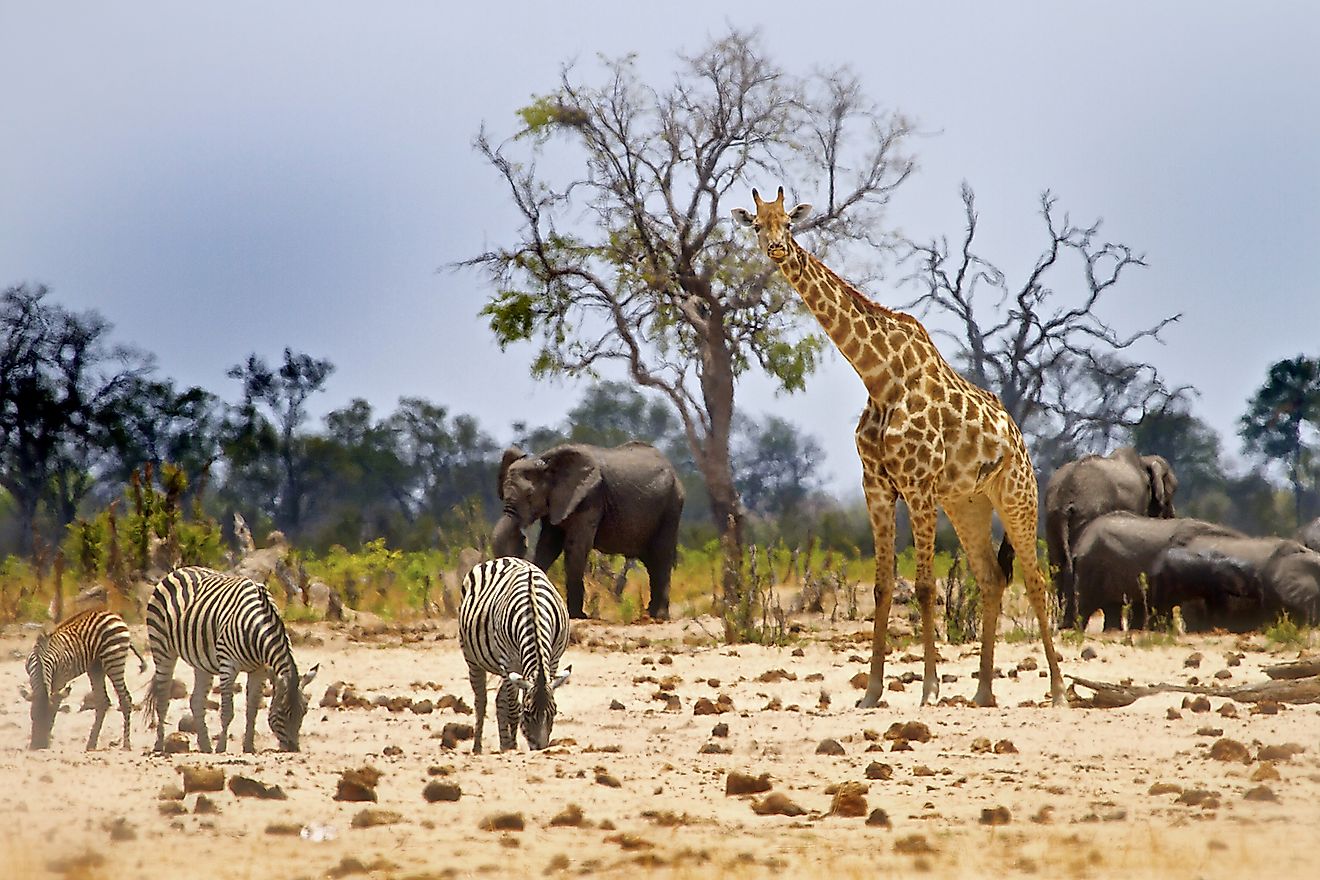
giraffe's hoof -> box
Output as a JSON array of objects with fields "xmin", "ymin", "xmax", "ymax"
[{"xmin": 972, "ymin": 691, "xmax": 997, "ymax": 708}]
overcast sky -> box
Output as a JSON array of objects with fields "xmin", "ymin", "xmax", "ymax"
[{"xmin": 3, "ymin": 3, "xmax": 1318, "ymax": 495}]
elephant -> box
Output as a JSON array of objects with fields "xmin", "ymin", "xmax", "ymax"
[
  {"xmin": 1044, "ymin": 447, "xmax": 1178, "ymax": 626},
  {"xmin": 1150, "ymin": 536, "xmax": 1320, "ymax": 632},
  {"xmin": 1296, "ymin": 517, "xmax": 1320, "ymax": 554},
  {"xmin": 492, "ymin": 441, "xmax": 685, "ymax": 620},
  {"xmin": 1069, "ymin": 512, "xmax": 1241, "ymax": 630}
]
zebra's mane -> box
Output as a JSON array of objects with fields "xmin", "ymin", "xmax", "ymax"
[{"xmin": 524, "ymin": 566, "xmax": 550, "ymax": 696}]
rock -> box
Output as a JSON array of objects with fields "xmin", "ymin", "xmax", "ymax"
[
  {"xmin": 440, "ymin": 723, "xmax": 475, "ymax": 749},
  {"xmin": 994, "ymin": 739, "xmax": 1018, "ymax": 754},
  {"xmin": 423, "ymin": 781, "xmax": 461, "ymax": 803},
  {"xmin": 351, "ymin": 808, "xmax": 404, "ymax": 828},
  {"xmin": 693, "ymin": 695, "xmax": 733, "ymax": 715},
  {"xmin": 830, "ymin": 782, "xmax": 868, "ymax": 817},
  {"xmin": 1243, "ymin": 785, "xmax": 1277, "ymax": 802},
  {"xmin": 265, "ymin": 823, "xmax": 301, "ymax": 836},
  {"xmin": 865, "ymin": 808, "xmax": 891, "ymax": 827},
  {"xmin": 816, "ymin": 738, "xmax": 845, "ymax": 756},
  {"xmin": 179, "ymin": 766, "xmax": 225, "ymax": 794},
  {"xmin": 1214, "ymin": 669, "xmax": 1233, "ymax": 681},
  {"xmin": 480, "ymin": 812, "xmax": 525, "ymax": 831},
  {"xmin": 884, "ymin": 721, "xmax": 931, "ymax": 743},
  {"xmin": 1017, "ymin": 656, "xmax": 1038, "ymax": 672},
  {"xmin": 609, "ymin": 700, "xmax": 625, "ymax": 711},
  {"xmin": 335, "ymin": 766, "xmax": 382, "ymax": 802},
  {"xmin": 1196, "ymin": 726, "xmax": 1224, "ymax": 737},
  {"xmin": 1251, "ymin": 701, "xmax": 1281, "ymax": 716},
  {"xmin": 751, "ymin": 793, "xmax": 806, "ymax": 817},
  {"xmin": 1257, "ymin": 743, "xmax": 1306, "ymax": 762},
  {"xmin": 319, "ymin": 685, "xmax": 342, "ymax": 708},
  {"xmin": 177, "ymin": 714, "xmax": 198, "ymax": 734},
  {"xmin": 757, "ymin": 668, "xmax": 796, "ymax": 682},
  {"xmin": 1184, "ymin": 652, "xmax": 1202, "ymax": 668},
  {"xmin": 912, "ymin": 765, "xmax": 936, "ymax": 777},
  {"xmin": 1176, "ymin": 789, "xmax": 1219, "ymax": 808},
  {"xmin": 1187, "ymin": 696, "xmax": 1212, "ymax": 713},
  {"xmin": 193, "ymin": 795, "xmax": 220, "ymax": 814},
  {"xmin": 163, "ymin": 733, "xmax": 191, "ymax": 754},
  {"xmin": 158, "ymin": 801, "xmax": 188, "ymax": 816},
  {"xmin": 549, "ymin": 804, "xmax": 585, "ymax": 827},
  {"xmin": 104, "ymin": 818, "xmax": 136, "ymax": 842},
  {"xmin": 889, "ymin": 739, "xmax": 913, "ymax": 752},
  {"xmin": 894, "ymin": 834, "xmax": 936, "ymax": 855},
  {"xmin": 595, "ymin": 771, "xmax": 622, "ymax": 788},
  {"xmin": 1149, "ymin": 782, "xmax": 1182, "ymax": 795},
  {"xmin": 411, "ymin": 699, "xmax": 434, "ymax": 715},
  {"xmin": 228, "ymin": 776, "xmax": 287, "ymax": 800},
  {"xmin": 971, "ymin": 737, "xmax": 992, "ymax": 754},
  {"xmin": 979, "ymin": 806, "xmax": 1011, "ymax": 826},
  {"xmin": 1251, "ymin": 762, "xmax": 1281, "ymax": 781},
  {"xmin": 158, "ymin": 784, "xmax": 185, "ymax": 802},
  {"xmin": 725, "ymin": 772, "xmax": 772, "ymax": 796},
  {"xmin": 850, "ymin": 672, "xmax": 868, "ymax": 689},
  {"xmin": 711, "ymin": 722, "xmax": 729, "ymax": 738},
  {"xmin": 1080, "ymin": 647, "xmax": 1098, "ymax": 660},
  {"xmin": 1166, "ymin": 708, "xmax": 1182, "ymax": 720},
  {"xmin": 170, "ymin": 679, "xmax": 188, "ymax": 700},
  {"xmin": 1208, "ymin": 738, "xmax": 1251, "ymax": 764},
  {"xmin": 386, "ymin": 696, "xmax": 413, "ymax": 713},
  {"xmin": 698, "ymin": 742, "xmax": 730, "ymax": 755},
  {"xmin": 865, "ymin": 762, "xmax": 893, "ymax": 780}
]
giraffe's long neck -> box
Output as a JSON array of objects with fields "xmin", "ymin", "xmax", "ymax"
[{"xmin": 776, "ymin": 236, "xmax": 929, "ymax": 400}]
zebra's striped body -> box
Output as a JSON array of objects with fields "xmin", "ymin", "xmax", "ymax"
[
  {"xmin": 460, "ymin": 557, "xmax": 571, "ymax": 753},
  {"xmin": 26, "ymin": 609, "xmax": 144, "ymax": 750},
  {"xmin": 143, "ymin": 566, "xmax": 317, "ymax": 753}
]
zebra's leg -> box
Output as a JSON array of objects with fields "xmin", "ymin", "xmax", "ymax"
[
  {"xmin": 468, "ymin": 664, "xmax": 487, "ymax": 755},
  {"xmin": 151, "ymin": 654, "xmax": 178, "ymax": 753},
  {"xmin": 495, "ymin": 679, "xmax": 521, "ymax": 752},
  {"xmin": 191, "ymin": 668, "xmax": 214, "ymax": 753},
  {"xmin": 85, "ymin": 662, "xmax": 111, "ymax": 751},
  {"xmin": 215, "ymin": 664, "xmax": 238, "ymax": 753},
  {"xmin": 242, "ymin": 670, "xmax": 265, "ymax": 753},
  {"xmin": 109, "ymin": 663, "xmax": 133, "ymax": 751}
]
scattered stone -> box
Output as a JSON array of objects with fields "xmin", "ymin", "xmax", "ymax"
[
  {"xmin": 163, "ymin": 732, "xmax": 191, "ymax": 753},
  {"xmin": 1218, "ymin": 703, "xmax": 1238, "ymax": 718},
  {"xmin": 1214, "ymin": 669, "xmax": 1233, "ymax": 681},
  {"xmin": 193, "ymin": 795, "xmax": 220, "ymax": 815},
  {"xmin": 791, "ymin": 647, "xmax": 805, "ymax": 657},
  {"xmin": 382, "ymin": 745, "xmax": 403, "ymax": 757},
  {"xmin": 664, "ymin": 694, "xmax": 682, "ymax": 712},
  {"xmin": 1258, "ymin": 743, "xmax": 1306, "ymax": 762},
  {"xmin": 816, "ymin": 738, "xmax": 845, "ymax": 756},
  {"xmin": 887, "ymin": 679, "xmax": 905, "ymax": 692},
  {"xmin": 411, "ymin": 699, "xmax": 434, "ymax": 715},
  {"xmin": 104, "ymin": 818, "xmax": 136, "ymax": 842},
  {"xmin": 440, "ymin": 722, "xmax": 475, "ymax": 749},
  {"xmin": 1251, "ymin": 701, "xmax": 1281, "ymax": 716},
  {"xmin": 865, "ymin": 762, "xmax": 893, "ymax": 780},
  {"xmin": 1252, "ymin": 762, "xmax": 1281, "ymax": 782},
  {"xmin": 170, "ymin": 679, "xmax": 188, "ymax": 699},
  {"xmin": 1196, "ymin": 726, "xmax": 1224, "ymax": 737},
  {"xmin": 693, "ymin": 695, "xmax": 734, "ymax": 715},
  {"xmin": 1017, "ymin": 656, "xmax": 1038, "ymax": 672},
  {"xmin": 595, "ymin": 771, "xmax": 622, "ymax": 788},
  {"xmin": 335, "ymin": 767, "xmax": 382, "ymax": 802},
  {"xmin": 604, "ymin": 832, "xmax": 654, "ymax": 851},
  {"xmin": 1176, "ymin": 789, "xmax": 1219, "ymax": 808},
  {"xmin": 850, "ymin": 672, "xmax": 869, "ymax": 689},
  {"xmin": 726, "ymin": 772, "xmax": 773, "ymax": 796},
  {"xmin": 481, "ymin": 812, "xmax": 525, "ymax": 832},
  {"xmin": 158, "ymin": 784, "xmax": 184, "ymax": 802},
  {"xmin": 659, "ymin": 654, "xmax": 673, "ymax": 665},
  {"xmin": 1166, "ymin": 708, "xmax": 1182, "ymax": 720},
  {"xmin": 352, "ymin": 808, "xmax": 403, "ymax": 829},
  {"xmin": 1243, "ymin": 785, "xmax": 1278, "ymax": 802},
  {"xmin": 1184, "ymin": 652, "xmax": 1203, "ymax": 668},
  {"xmin": 711, "ymin": 722, "xmax": 729, "ymax": 738},
  {"xmin": 1208, "ymin": 738, "xmax": 1251, "ymax": 764},
  {"xmin": 866, "ymin": 808, "xmax": 891, "ymax": 828},
  {"xmin": 912, "ymin": 765, "xmax": 936, "ymax": 777},
  {"xmin": 45, "ymin": 851, "xmax": 106, "ymax": 875},
  {"xmin": 884, "ymin": 721, "xmax": 932, "ymax": 743},
  {"xmin": 979, "ymin": 806, "xmax": 1011, "ymax": 826},
  {"xmin": 889, "ymin": 739, "xmax": 913, "ymax": 752},
  {"xmin": 757, "ymin": 669, "xmax": 796, "ymax": 682},
  {"xmin": 319, "ymin": 684, "xmax": 342, "ymax": 708},
  {"xmin": 229, "ymin": 776, "xmax": 287, "ymax": 800},
  {"xmin": 549, "ymin": 804, "xmax": 585, "ymax": 827},
  {"xmin": 1148, "ymin": 782, "xmax": 1182, "ymax": 796},
  {"xmin": 609, "ymin": 700, "xmax": 625, "ymax": 711},
  {"xmin": 1080, "ymin": 647, "xmax": 1098, "ymax": 660},
  {"xmin": 698, "ymin": 742, "xmax": 730, "ymax": 755},
  {"xmin": 177, "ymin": 714, "xmax": 198, "ymax": 734},
  {"xmin": 971, "ymin": 737, "xmax": 992, "ymax": 754},
  {"xmin": 894, "ymin": 833, "xmax": 936, "ymax": 855},
  {"xmin": 1031, "ymin": 806, "xmax": 1054, "ymax": 824},
  {"xmin": 158, "ymin": 801, "xmax": 188, "ymax": 816},
  {"xmin": 423, "ymin": 781, "xmax": 461, "ymax": 803},
  {"xmin": 178, "ymin": 765, "xmax": 225, "ymax": 794},
  {"xmin": 994, "ymin": 739, "xmax": 1018, "ymax": 754},
  {"xmin": 1187, "ymin": 696, "xmax": 1212, "ymax": 713},
  {"xmin": 265, "ymin": 822, "xmax": 301, "ymax": 836},
  {"xmin": 830, "ymin": 782, "xmax": 868, "ymax": 817},
  {"xmin": 751, "ymin": 793, "xmax": 806, "ymax": 817}
]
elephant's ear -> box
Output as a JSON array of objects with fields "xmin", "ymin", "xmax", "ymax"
[
  {"xmin": 498, "ymin": 446, "xmax": 526, "ymax": 501},
  {"xmin": 544, "ymin": 446, "xmax": 603, "ymax": 525},
  {"xmin": 1144, "ymin": 455, "xmax": 1178, "ymax": 517}
]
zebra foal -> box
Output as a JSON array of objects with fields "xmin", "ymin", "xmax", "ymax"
[
  {"xmin": 460, "ymin": 557, "xmax": 571, "ymax": 753},
  {"xmin": 142, "ymin": 566, "xmax": 318, "ymax": 753},
  {"xmin": 25, "ymin": 609, "xmax": 144, "ymax": 750}
]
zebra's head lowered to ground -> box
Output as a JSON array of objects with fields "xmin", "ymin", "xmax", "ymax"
[
  {"xmin": 268, "ymin": 663, "xmax": 320, "ymax": 751},
  {"xmin": 24, "ymin": 632, "xmax": 71, "ymax": 750},
  {"xmin": 508, "ymin": 665, "xmax": 571, "ymax": 750}
]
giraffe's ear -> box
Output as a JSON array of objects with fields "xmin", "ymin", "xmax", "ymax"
[
  {"xmin": 788, "ymin": 203, "xmax": 813, "ymax": 222},
  {"xmin": 730, "ymin": 207, "xmax": 755, "ymax": 227}
]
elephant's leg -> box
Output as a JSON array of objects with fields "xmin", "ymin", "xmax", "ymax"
[
  {"xmin": 943, "ymin": 496, "xmax": 1007, "ymax": 708},
  {"xmin": 191, "ymin": 669, "xmax": 214, "ymax": 753},
  {"xmin": 468, "ymin": 664, "xmax": 487, "ymax": 755},
  {"xmin": 150, "ymin": 654, "xmax": 178, "ymax": 753},
  {"xmin": 560, "ymin": 531, "xmax": 592, "ymax": 620},
  {"xmin": 642, "ymin": 512, "xmax": 680, "ymax": 620},
  {"xmin": 243, "ymin": 670, "xmax": 265, "ymax": 753},
  {"xmin": 1100, "ymin": 600, "xmax": 1125, "ymax": 631},
  {"xmin": 85, "ymin": 663, "xmax": 110, "ymax": 751}
]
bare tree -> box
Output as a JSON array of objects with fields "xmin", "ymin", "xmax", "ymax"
[
  {"xmin": 463, "ymin": 28, "xmax": 914, "ymax": 583},
  {"xmin": 904, "ymin": 184, "xmax": 1186, "ymax": 470}
]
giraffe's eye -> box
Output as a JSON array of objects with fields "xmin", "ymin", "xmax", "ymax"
[{"xmin": 752, "ymin": 222, "xmax": 762, "ymax": 231}]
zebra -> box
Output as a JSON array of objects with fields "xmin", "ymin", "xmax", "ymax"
[
  {"xmin": 141, "ymin": 566, "xmax": 318, "ymax": 753},
  {"xmin": 459, "ymin": 557, "xmax": 571, "ymax": 753},
  {"xmin": 24, "ymin": 609, "xmax": 145, "ymax": 751}
]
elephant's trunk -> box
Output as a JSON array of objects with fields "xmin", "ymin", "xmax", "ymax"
[{"xmin": 491, "ymin": 512, "xmax": 528, "ymax": 559}]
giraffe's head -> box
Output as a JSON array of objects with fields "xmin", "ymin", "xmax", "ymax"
[{"xmin": 731, "ymin": 186, "xmax": 812, "ymax": 264}]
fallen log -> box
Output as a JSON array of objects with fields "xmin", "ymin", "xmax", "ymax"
[
  {"xmin": 1069, "ymin": 674, "xmax": 1320, "ymax": 708},
  {"xmin": 1263, "ymin": 659, "xmax": 1320, "ymax": 680}
]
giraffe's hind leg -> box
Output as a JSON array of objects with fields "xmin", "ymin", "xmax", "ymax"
[
  {"xmin": 907, "ymin": 490, "xmax": 942, "ymax": 706},
  {"xmin": 943, "ymin": 495, "xmax": 1009, "ymax": 707},
  {"xmin": 856, "ymin": 408, "xmax": 898, "ymax": 709}
]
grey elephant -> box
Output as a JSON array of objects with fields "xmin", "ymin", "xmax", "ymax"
[
  {"xmin": 1045, "ymin": 447, "xmax": 1178, "ymax": 626},
  {"xmin": 1296, "ymin": 517, "xmax": 1320, "ymax": 554},
  {"xmin": 492, "ymin": 441, "xmax": 685, "ymax": 620},
  {"xmin": 1070, "ymin": 512, "xmax": 1240, "ymax": 630},
  {"xmin": 1150, "ymin": 535, "xmax": 1320, "ymax": 632}
]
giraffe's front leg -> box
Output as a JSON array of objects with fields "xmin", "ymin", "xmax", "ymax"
[
  {"xmin": 858, "ymin": 451, "xmax": 897, "ymax": 708},
  {"xmin": 903, "ymin": 492, "xmax": 942, "ymax": 706}
]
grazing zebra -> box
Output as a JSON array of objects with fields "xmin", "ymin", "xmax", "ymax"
[
  {"xmin": 142, "ymin": 566, "xmax": 318, "ymax": 753},
  {"xmin": 25, "ymin": 609, "xmax": 144, "ymax": 751},
  {"xmin": 460, "ymin": 557, "xmax": 571, "ymax": 753}
]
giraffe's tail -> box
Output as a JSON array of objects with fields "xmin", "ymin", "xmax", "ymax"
[{"xmin": 996, "ymin": 536, "xmax": 1015, "ymax": 583}]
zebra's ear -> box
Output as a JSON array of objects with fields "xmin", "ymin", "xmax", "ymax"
[
  {"xmin": 506, "ymin": 672, "xmax": 534, "ymax": 692},
  {"xmin": 299, "ymin": 664, "xmax": 320, "ymax": 690},
  {"xmin": 551, "ymin": 665, "xmax": 572, "ymax": 689}
]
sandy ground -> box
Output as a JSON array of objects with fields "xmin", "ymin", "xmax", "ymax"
[{"xmin": 3, "ymin": 604, "xmax": 1320, "ymax": 880}]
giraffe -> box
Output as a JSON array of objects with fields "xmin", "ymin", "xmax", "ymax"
[{"xmin": 732, "ymin": 186, "xmax": 1065, "ymax": 708}]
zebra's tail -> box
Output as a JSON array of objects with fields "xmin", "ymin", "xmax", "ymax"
[
  {"xmin": 137, "ymin": 683, "xmax": 159, "ymax": 728},
  {"xmin": 129, "ymin": 642, "xmax": 147, "ymax": 674}
]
